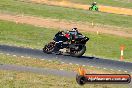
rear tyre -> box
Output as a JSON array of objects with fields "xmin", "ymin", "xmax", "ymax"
[
  {"xmin": 43, "ymin": 42, "xmax": 55, "ymax": 54},
  {"xmin": 89, "ymin": 7, "xmax": 92, "ymax": 10}
]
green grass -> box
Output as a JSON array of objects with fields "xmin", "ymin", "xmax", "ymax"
[
  {"xmin": 51, "ymin": 0, "xmax": 132, "ymax": 8},
  {"xmin": 0, "ymin": 54, "xmax": 129, "ymax": 88},
  {"xmin": 0, "ymin": 53, "xmax": 130, "ymax": 88},
  {"xmin": 69, "ymin": 0, "xmax": 132, "ymax": 8},
  {"xmin": 0, "ymin": 20, "xmax": 56, "ymax": 48},
  {"xmin": 84, "ymin": 32, "xmax": 132, "ymax": 61},
  {"xmin": 1, "ymin": 54, "xmax": 126, "ymax": 74},
  {"xmin": 0, "ymin": 20, "xmax": 132, "ymax": 62},
  {"xmin": 0, "ymin": 70, "xmax": 129, "ymax": 88},
  {"xmin": 0, "ymin": 0, "xmax": 132, "ymax": 29}
]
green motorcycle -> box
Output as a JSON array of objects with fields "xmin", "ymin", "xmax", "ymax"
[{"xmin": 89, "ymin": 5, "xmax": 99, "ymax": 11}]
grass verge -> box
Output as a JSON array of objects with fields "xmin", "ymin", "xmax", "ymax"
[
  {"xmin": 0, "ymin": 0, "xmax": 132, "ymax": 29},
  {"xmin": 75, "ymin": 0, "xmax": 132, "ymax": 8},
  {"xmin": 0, "ymin": 20, "xmax": 132, "ymax": 62},
  {"xmin": 0, "ymin": 53, "xmax": 130, "ymax": 88},
  {"xmin": 0, "ymin": 70, "xmax": 130, "ymax": 88},
  {"xmin": 0, "ymin": 54, "xmax": 126, "ymax": 74},
  {"xmin": 50, "ymin": 0, "xmax": 132, "ymax": 8}
]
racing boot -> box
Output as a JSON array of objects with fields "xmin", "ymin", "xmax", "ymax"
[{"xmin": 53, "ymin": 42, "xmax": 62, "ymax": 55}]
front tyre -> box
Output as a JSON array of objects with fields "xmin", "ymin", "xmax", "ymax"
[
  {"xmin": 95, "ymin": 7, "xmax": 99, "ymax": 11},
  {"xmin": 43, "ymin": 42, "xmax": 55, "ymax": 54},
  {"xmin": 70, "ymin": 46, "xmax": 86, "ymax": 57}
]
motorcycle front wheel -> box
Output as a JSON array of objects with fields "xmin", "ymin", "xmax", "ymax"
[
  {"xmin": 43, "ymin": 42, "xmax": 55, "ymax": 54},
  {"xmin": 70, "ymin": 46, "xmax": 86, "ymax": 57}
]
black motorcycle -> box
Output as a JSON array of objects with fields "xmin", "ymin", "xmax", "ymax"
[{"xmin": 43, "ymin": 31, "xmax": 89, "ymax": 57}]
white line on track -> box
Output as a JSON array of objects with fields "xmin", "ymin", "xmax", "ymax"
[
  {"xmin": 82, "ymin": 65, "xmax": 85, "ymax": 67},
  {"xmin": 61, "ymin": 62, "xmax": 65, "ymax": 64},
  {"xmin": 90, "ymin": 66, "xmax": 93, "ymax": 67},
  {"xmin": 27, "ymin": 56, "xmax": 31, "ymax": 58},
  {"xmin": 97, "ymin": 67, "xmax": 100, "ymax": 69},
  {"xmin": 124, "ymin": 71, "xmax": 127, "ymax": 73},
  {"xmin": 41, "ymin": 59, "xmax": 45, "ymax": 60},
  {"xmin": 13, "ymin": 55, "xmax": 17, "ymax": 57},
  {"xmin": 103, "ymin": 68, "xmax": 106, "ymax": 70},
  {"xmin": 0, "ymin": 53, "xmax": 3, "ymax": 54},
  {"xmin": 110, "ymin": 69, "xmax": 113, "ymax": 71},
  {"xmin": 6, "ymin": 53, "xmax": 10, "ymax": 55},
  {"xmin": 76, "ymin": 64, "xmax": 79, "ymax": 66},
  {"xmin": 60, "ymin": 69, "xmax": 64, "ymax": 70},
  {"xmin": 48, "ymin": 60, "xmax": 52, "ymax": 62},
  {"xmin": 21, "ymin": 56, "xmax": 24, "ymax": 58},
  {"xmin": 69, "ymin": 63, "xmax": 72, "ymax": 65}
]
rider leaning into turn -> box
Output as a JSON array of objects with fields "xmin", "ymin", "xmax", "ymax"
[
  {"xmin": 53, "ymin": 28, "xmax": 81, "ymax": 54},
  {"xmin": 90, "ymin": 2, "xmax": 99, "ymax": 11},
  {"xmin": 65, "ymin": 28, "xmax": 83, "ymax": 42}
]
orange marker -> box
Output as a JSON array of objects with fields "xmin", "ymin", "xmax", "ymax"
[
  {"xmin": 120, "ymin": 45, "xmax": 125, "ymax": 61},
  {"xmin": 78, "ymin": 66, "xmax": 86, "ymax": 76},
  {"xmin": 97, "ymin": 30, "xmax": 99, "ymax": 35}
]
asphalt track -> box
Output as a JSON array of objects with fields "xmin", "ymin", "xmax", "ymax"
[
  {"xmin": 0, "ymin": 45, "xmax": 132, "ymax": 73},
  {"xmin": 0, "ymin": 64, "xmax": 76, "ymax": 78}
]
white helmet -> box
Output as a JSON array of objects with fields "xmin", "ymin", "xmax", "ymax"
[
  {"xmin": 93, "ymin": 2, "xmax": 97, "ymax": 5},
  {"xmin": 72, "ymin": 28, "xmax": 78, "ymax": 31},
  {"xmin": 93, "ymin": 2, "xmax": 96, "ymax": 4}
]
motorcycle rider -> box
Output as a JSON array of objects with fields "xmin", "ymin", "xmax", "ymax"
[
  {"xmin": 89, "ymin": 2, "xmax": 98, "ymax": 11},
  {"xmin": 64, "ymin": 30, "xmax": 70, "ymax": 40},
  {"xmin": 70, "ymin": 28, "xmax": 83, "ymax": 39},
  {"xmin": 53, "ymin": 31, "xmax": 68, "ymax": 54},
  {"xmin": 53, "ymin": 28, "xmax": 82, "ymax": 54}
]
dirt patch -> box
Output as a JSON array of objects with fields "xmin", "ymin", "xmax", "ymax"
[
  {"xmin": 0, "ymin": 13, "xmax": 132, "ymax": 38},
  {"xmin": 29, "ymin": 0, "xmax": 132, "ymax": 16}
]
